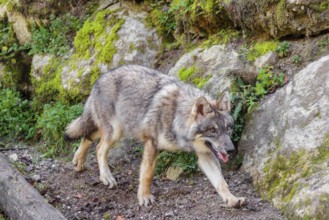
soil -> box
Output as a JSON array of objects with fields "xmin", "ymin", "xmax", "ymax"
[{"xmin": 1, "ymin": 144, "xmax": 285, "ymax": 220}]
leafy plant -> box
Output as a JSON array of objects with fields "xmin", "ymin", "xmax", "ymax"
[
  {"xmin": 0, "ymin": 89, "xmax": 35, "ymax": 140},
  {"xmin": 0, "ymin": 16, "xmax": 28, "ymax": 63},
  {"xmin": 156, "ymin": 151, "xmax": 198, "ymax": 175},
  {"xmin": 28, "ymin": 13, "xmax": 84, "ymax": 56},
  {"xmin": 36, "ymin": 102, "xmax": 83, "ymax": 157},
  {"xmin": 276, "ymin": 41, "xmax": 291, "ymax": 57},
  {"xmin": 292, "ymin": 55, "xmax": 301, "ymax": 64},
  {"xmin": 230, "ymin": 66, "xmax": 285, "ymax": 142},
  {"xmin": 246, "ymin": 41, "xmax": 278, "ymax": 62}
]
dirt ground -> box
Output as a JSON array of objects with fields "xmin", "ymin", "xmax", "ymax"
[{"xmin": 1, "ymin": 144, "xmax": 285, "ymax": 220}]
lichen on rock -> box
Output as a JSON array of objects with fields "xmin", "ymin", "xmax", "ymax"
[{"xmin": 240, "ymin": 55, "xmax": 329, "ymax": 218}]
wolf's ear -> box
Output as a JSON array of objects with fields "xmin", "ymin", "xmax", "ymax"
[
  {"xmin": 192, "ymin": 96, "xmax": 212, "ymax": 119},
  {"xmin": 216, "ymin": 91, "xmax": 231, "ymax": 113}
]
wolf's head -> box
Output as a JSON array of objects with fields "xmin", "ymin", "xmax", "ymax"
[{"xmin": 190, "ymin": 92, "xmax": 234, "ymax": 163}]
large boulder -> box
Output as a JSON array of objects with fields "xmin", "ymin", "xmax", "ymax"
[
  {"xmin": 224, "ymin": 0, "xmax": 329, "ymax": 38},
  {"xmin": 30, "ymin": 4, "xmax": 161, "ymax": 104},
  {"xmin": 239, "ymin": 55, "xmax": 329, "ymax": 218},
  {"xmin": 168, "ymin": 45, "xmax": 254, "ymax": 97}
]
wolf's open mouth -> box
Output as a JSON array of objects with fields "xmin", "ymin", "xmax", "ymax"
[{"xmin": 205, "ymin": 141, "xmax": 229, "ymax": 163}]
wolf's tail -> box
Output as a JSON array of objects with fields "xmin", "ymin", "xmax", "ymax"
[{"xmin": 65, "ymin": 109, "xmax": 97, "ymax": 141}]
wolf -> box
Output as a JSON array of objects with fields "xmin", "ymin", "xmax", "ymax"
[{"xmin": 65, "ymin": 65, "xmax": 247, "ymax": 208}]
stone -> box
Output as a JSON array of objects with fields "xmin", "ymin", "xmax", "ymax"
[
  {"xmin": 254, "ymin": 52, "xmax": 277, "ymax": 71},
  {"xmin": 7, "ymin": 11, "xmax": 31, "ymax": 45},
  {"xmin": 239, "ymin": 54, "xmax": 329, "ymax": 218},
  {"xmin": 9, "ymin": 153, "xmax": 18, "ymax": 162},
  {"xmin": 168, "ymin": 45, "xmax": 252, "ymax": 97},
  {"xmin": 223, "ymin": 0, "xmax": 329, "ymax": 38},
  {"xmin": 166, "ymin": 166, "xmax": 184, "ymax": 181}
]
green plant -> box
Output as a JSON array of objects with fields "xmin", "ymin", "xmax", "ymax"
[
  {"xmin": 36, "ymin": 102, "xmax": 83, "ymax": 157},
  {"xmin": 230, "ymin": 66, "xmax": 285, "ymax": 142},
  {"xmin": 0, "ymin": 15, "xmax": 28, "ymax": 63},
  {"xmin": 292, "ymin": 55, "xmax": 301, "ymax": 64},
  {"xmin": 255, "ymin": 66, "xmax": 285, "ymax": 97},
  {"xmin": 178, "ymin": 66, "xmax": 211, "ymax": 88},
  {"xmin": 276, "ymin": 41, "xmax": 291, "ymax": 57},
  {"xmin": 246, "ymin": 41, "xmax": 278, "ymax": 62},
  {"xmin": 28, "ymin": 13, "xmax": 84, "ymax": 56},
  {"xmin": 0, "ymin": 89, "xmax": 35, "ymax": 140},
  {"xmin": 156, "ymin": 151, "xmax": 198, "ymax": 175}
]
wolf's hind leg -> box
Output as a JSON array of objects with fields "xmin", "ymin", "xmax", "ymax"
[
  {"xmin": 73, "ymin": 130, "xmax": 100, "ymax": 172},
  {"xmin": 138, "ymin": 139, "xmax": 158, "ymax": 206},
  {"xmin": 97, "ymin": 125, "xmax": 122, "ymax": 189},
  {"xmin": 197, "ymin": 152, "xmax": 247, "ymax": 208}
]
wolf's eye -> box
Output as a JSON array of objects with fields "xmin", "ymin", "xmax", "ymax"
[{"xmin": 208, "ymin": 127, "xmax": 216, "ymax": 133}]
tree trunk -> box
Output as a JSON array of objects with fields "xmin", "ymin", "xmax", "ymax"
[{"xmin": 0, "ymin": 153, "xmax": 66, "ymax": 220}]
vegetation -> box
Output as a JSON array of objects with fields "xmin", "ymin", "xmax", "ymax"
[
  {"xmin": 178, "ymin": 66, "xmax": 212, "ymax": 88},
  {"xmin": 28, "ymin": 13, "xmax": 84, "ymax": 56},
  {"xmin": 276, "ymin": 41, "xmax": 291, "ymax": 57},
  {"xmin": 0, "ymin": 89, "xmax": 35, "ymax": 140},
  {"xmin": 0, "ymin": 16, "xmax": 28, "ymax": 64},
  {"xmin": 230, "ymin": 66, "xmax": 285, "ymax": 142},
  {"xmin": 156, "ymin": 151, "xmax": 198, "ymax": 175},
  {"xmin": 246, "ymin": 41, "xmax": 278, "ymax": 62},
  {"xmin": 36, "ymin": 102, "xmax": 83, "ymax": 157}
]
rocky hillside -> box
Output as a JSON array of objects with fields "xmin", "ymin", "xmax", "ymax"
[{"xmin": 0, "ymin": 0, "xmax": 329, "ymax": 219}]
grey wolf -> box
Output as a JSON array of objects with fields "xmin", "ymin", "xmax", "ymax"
[{"xmin": 65, "ymin": 65, "xmax": 247, "ymax": 208}]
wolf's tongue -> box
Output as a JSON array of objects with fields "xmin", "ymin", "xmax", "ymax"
[{"xmin": 217, "ymin": 152, "xmax": 229, "ymax": 163}]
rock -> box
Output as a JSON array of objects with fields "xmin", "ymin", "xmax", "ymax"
[
  {"xmin": 59, "ymin": 6, "xmax": 161, "ymax": 100},
  {"xmin": 98, "ymin": 0, "xmax": 120, "ymax": 11},
  {"xmin": 31, "ymin": 174, "xmax": 41, "ymax": 182},
  {"xmin": 108, "ymin": 139, "xmax": 131, "ymax": 163},
  {"xmin": 239, "ymin": 55, "xmax": 329, "ymax": 218},
  {"xmin": 166, "ymin": 166, "xmax": 184, "ymax": 181},
  {"xmin": 6, "ymin": 10, "xmax": 31, "ymax": 45},
  {"xmin": 223, "ymin": 0, "xmax": 329, "ymax": 38},
  {"xmin": 112, "ymin": 15, "xmax": 161, "ymax": 68},
  {"xmin": 31, "ymin": 54, "xmax": 53, "ymax": 81},
  {"xmin": 29, "ymin": 6, "xmax": 161, "ymax": 104},
  {"xmin": 168, "ymin": 45, "xmax": 252, "ymax": 97},
  {"xmin": 254, "ymin": 52, "xmax": 277, "ymax": 71},
  {"xmin": 9, "ymin": 153, "xmax": 18, "ymax": 162}
]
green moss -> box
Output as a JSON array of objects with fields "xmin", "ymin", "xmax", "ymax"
[
  {"xmin": 318, "ymin": 2, "xmax": 329, "ymax": 11},
  {"xmin": 178, "ymin": 66, "xmax": 196, "ymax": 82},
  {"xmin": 60, "ymin": 9, "xmax": 124, "ymax": 104},
  {"xmin": 0, "ymin": 64, "xmax": 21, "ymax": 88},
  {"xmin": 201, "ymin": 29, "xmax": 240, "ymax": 48},
  {"xmin": 31, "ymin": 57, "xmax": 64, "ymax": 106},
  {"xmin": 312, "ymin": 137, "xmax": 329, "ymax": 164},
  {"xmin": 98, "ymin": 18, "xmax": 125, "ymax": 63},
  {"xmin": 259, "ymin": 137, "xmax": 329, "ymax": 217},
  {"xmin": 73, "ymin": 9, "xmax": 121, "ymax": 60},
  {"xmin": 178, "ymin": 66, "xmax": 211, "ymax": 89},
  {"xmin": 247, "ymin": 41, "xmax": 279, "ymax": 62},
  {"xmin": 276, "ymin": 0, "xmax": 286, "ymax": 28},
  {"xmin": 89, "ymin": 65, "xmax": 101, "ymax": 86}
]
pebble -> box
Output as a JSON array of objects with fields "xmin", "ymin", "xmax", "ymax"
[
  {"xmin": 31, "ymin": 174, "xmax": 41, "ymax": 182},
  {"xmin": 9, "ymin": 153, "xmax": 18, "ymax": 162}
]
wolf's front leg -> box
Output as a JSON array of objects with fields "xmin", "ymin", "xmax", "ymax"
[
  {"xmin": 138, "ymin": 139, "xmax": 158, "ymax": 206},
  {"xmin": 197, "ymin": 152, "xmax": 247, "ymax": 208}
]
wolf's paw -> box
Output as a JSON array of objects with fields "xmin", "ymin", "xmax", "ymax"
[
  {"xmin": 226, "ymin": 196, "xmax": 247, "ymax": 208},
  {"xmin": 138, "ymin": 193, "xmax": 155, "ymax": 207},
  {"xmin": 100, "ymin": 172, "xmax": 117, "ymax": 189},
  {"xmin": 72, "ymin": 158, "xmax": 85, "ymax": 172}
]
